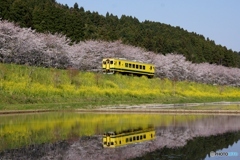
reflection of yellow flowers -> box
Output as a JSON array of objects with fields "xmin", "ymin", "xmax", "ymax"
[{"xmin": 0, "ymin": 113, "xmax": 206, "ymax": 151}]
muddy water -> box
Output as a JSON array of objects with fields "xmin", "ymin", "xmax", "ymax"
[{"xmin": 0, "ymin": 112, "xmax": 240, "ymax": 160}]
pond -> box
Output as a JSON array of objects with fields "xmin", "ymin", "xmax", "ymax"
[{"xmin": 0, "ymin": 112, "xmax": 240, "ymax": 160}]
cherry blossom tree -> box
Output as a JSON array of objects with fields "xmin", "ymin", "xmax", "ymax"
[{"xmin": 1, "ymin": 20, "xmax": 240, "ymax": 86}]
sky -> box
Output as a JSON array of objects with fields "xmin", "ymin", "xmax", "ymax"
[{"xmin": 56, "ymin": 0, "xmax": 240, "ymax": 52}]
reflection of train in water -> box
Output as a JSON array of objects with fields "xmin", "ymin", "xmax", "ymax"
[
  {"xmin": 102, "ymin": 58, "xmax": 155, "ymax": 78},
  {"xmin": 103, "ymin": 128, "xmax": 155, "ymax": 148}
]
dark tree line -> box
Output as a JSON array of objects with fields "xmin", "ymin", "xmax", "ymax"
[{"xmin": 1, "ymin": 0, "xmax": 239, "ymax": 68}]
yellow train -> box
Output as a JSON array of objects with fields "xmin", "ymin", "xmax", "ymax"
[
  {"xmin": 103, "ymin": 128, "xmax": 155, "ymax": 148},
  {"xmin": 102, "ymin": 58, "xmax": 155, "ymax": 78}
]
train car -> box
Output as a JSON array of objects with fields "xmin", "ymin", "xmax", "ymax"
[
  {"xmin": 103, "ymin": 128, "xmax": 155, "ymax": 148},
  {"xmin": 102, "ymin": 58, "xmax": 155, "ymax": 78}
]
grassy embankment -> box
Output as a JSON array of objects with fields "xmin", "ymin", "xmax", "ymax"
[{"xmin": 0, "ymin": 63, "xmax": 240, "ymax": 110}]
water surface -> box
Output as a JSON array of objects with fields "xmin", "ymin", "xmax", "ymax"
[{"xmin": 1, "ymin": 112, "xmax": 240, "ymax": 160}]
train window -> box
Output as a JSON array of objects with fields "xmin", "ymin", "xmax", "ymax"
[
  {"xmin": 143, "ymin": 134, "xmax": 146, "ymax": 139},
  {"xmin": 129, "ymin": 63, "xmax": 132, "ymax": 68},
  {"xmin": 119, "ymin": 140, "xmax": 121, "ymax": 144},
  {"xmin": 136, "ymin": 65, "xmax": 138, "ymax": 69},
  {"xmin": 143, "ymin": 66, "xmax": 145, "ymax": 70},
  {"xmin": 126, "ymin": 138, "xmax": 129, "ymax": 142},
  {"xmin": 103, "ymin": 61, "xmax": 106, "ymax": 64},
  {"xmin": 151, "ymin": 134, "xmax": 153, "ymax": 138},
  {"xmin": 133, "ymin": 136, "xmax": 136, "ymax": 141},
  {"xmin": 110, "ymin": 61, "xmax": 113, "ymax": 64},
  {"xmin": 119, "ymin": 61, "xmax": 121, "ymax": 65},
  {"xmin": 150, "ymin": 66, "xmax": 152, "ymax": 70},
  {"xmin": 125, "ymin": 63, "xmax": 128, "ymax": 67},
  {"xmin": 130, "ymin": 137, "xmax": 132, "ymax": 142},
  {"xmin": 111, "ymin": 142, "xmax": 114, "ymax": 145},
  {"xmin": 140, "ymin": 135, "xmax": 143, "ymax": 140},
  {"xmin": 133, "ymin": 64, "xmax": 135, "ymax": 68},
  {"xmin": 137, "ymin": 136, "xmax": 139, "ymax": 140},
  {"xmin": 140, "ymin": 65, "xmax": 142, "ymax": 69}
]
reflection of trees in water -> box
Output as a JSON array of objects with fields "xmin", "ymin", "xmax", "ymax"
[
  {"xmin": 154, "ymin": 115, "xmax": 240, "ymax": 149},
  {"xmin": 132, "ymin": 131, "xmax": 240, "ymax": 160},
  {"xmin": 1, "ymin": 115, "xmax": 240, "ymax": 160}
]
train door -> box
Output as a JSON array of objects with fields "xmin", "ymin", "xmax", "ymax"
[
  {"xmin": 106, "ymin": 135, "xmax": 112, "ymax": 146},
  {"xmin": 106, "ymin": 59, "xmax": 110, "ymax": 70},
  {"xmin": 103, "ymin": 132, "xmax": 115, "ymax": 147}
]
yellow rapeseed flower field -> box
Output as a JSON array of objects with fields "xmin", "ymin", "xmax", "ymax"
[{"xmin": 1, "ymin": 63, "xmax": 240, "ymax": 107}]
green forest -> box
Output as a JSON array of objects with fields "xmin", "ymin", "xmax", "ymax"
[{"xmin": 1, "ymin": 0, "xmax": 240, "ymax": 67}]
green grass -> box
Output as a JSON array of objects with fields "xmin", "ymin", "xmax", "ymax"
[{"xmin": 1, "ymin": 63, "xmax": 240, "ymax": 110}]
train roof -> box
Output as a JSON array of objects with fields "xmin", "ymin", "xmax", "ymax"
[{"xmin": 102, "ymin": 58, "xmax": 154, "ymax": 65}]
